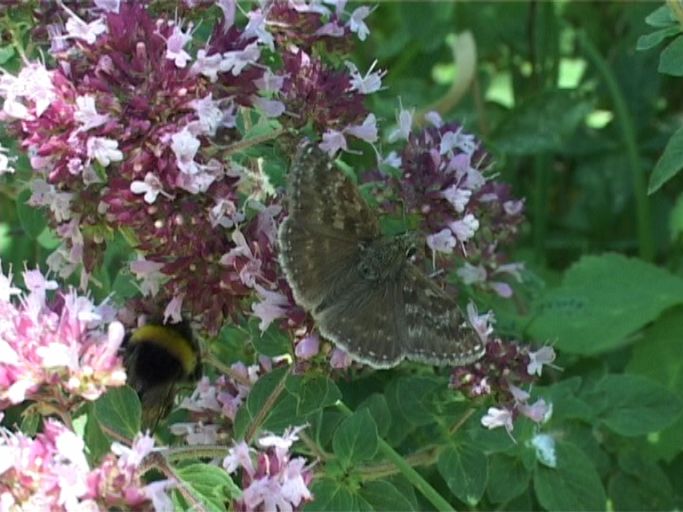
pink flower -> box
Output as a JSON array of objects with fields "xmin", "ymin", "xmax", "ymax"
[
  {"xmin": 527, "ymin": 346, "xmax": 557, "ymax": 376},
  {"xmin": 295, "ymin": 334, "xmax": 320, "ymax": 360},
  {"xmin": 0, "ymin": 265, "xmax": 126, "ymax": 409},
  {"xmin": 481, "ymin": 407, "xmax": 514, "ymax": 434}
]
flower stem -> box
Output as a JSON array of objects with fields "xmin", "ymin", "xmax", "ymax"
[
  {"xmin": 336, "ymin": 401, "xmax": 455, "ymax": 511},
  {"xmin": 577, "ymin": 31, "xmax": 653, "ymax": 261}
]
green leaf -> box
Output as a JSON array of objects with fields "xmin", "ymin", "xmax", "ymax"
[
  {"xmin": 93, "ymin": 386, "xmax": 141, "ymax": 441},
  {"xmin": 0, "ymin": 45, "xmax": 15, "ymax": 65},
  {"xmin": 533, "ymin": 441, "xmax": 606, "ymax": 511},
  {"xmin": 250, "ymin": 321, "xmax": 292, "ymax": 357},
  {"xmin": 357, "ymin": 394, "xmax": 392, "ymax": 437},
  {"xmin": 649, "ymin": 126, "xmax": 683, "ymax": 194},
  {"xmin": 659, "ymin": 35, "xmax": 683, "ymax": 76},
  {"xmin": 359, "ymin": 480, "xmax": 415, "ymax": 511},
  {"xmin": 534, "ymin": 377, "xmax": 593, "ymax": 422},
  {"xmin": 386, "ymin": 376, "xmax": 441, "ymax": 426},
  {"xmin": 645, "ymin": 4, "xmax": 676, "ymax": 27},
  {"xmin": 637, "ymin": 26, "xmax": 680, "ymax": 51},
  {"xmin": 491, "ymin": 91, "xmax": 592, "ymax": 155},
  {"xmin": 84, "ymin": 409, "xmax": 112, "ymax": 463},
  {"xmin": 487, "ymin": 454, "xmax": 531, "ymax": 504},
  {"xmin": 608, "ymin": 451, "xmax": 675, "ymax": 511},
  {"xmin": 16, "ymin": 189, "xmax": 48, "ymax": 240},
  {"xmin": 286, "ymin": 375, "xmax": 341, "ymax": 417},
  {"xmin": 437, "ymin": 445, "xmax": 488, "ymax": 506},
  {"xmin": 332, "ymin": 408, "xmax": 379, "ymax": 467},
  {"xmin": 305, "ymin": 478, "xmax": 356, "ymax": 511},
  {"xmin": 626, "ymin": 308, "xmax": 683, "ymax": 459},
  {"xmin": 233, "ymin": 367, "xmax": 291, "ymax": 439},
  {"xmin": 583, "ymin": 374, "xmax": 683, "ymax": 437},
  {"xmin": 528, "ymin": 254, "xmax": 683, "ymax": 354},
  {"xmin": 174, "ymin": 463, "xmax": 240, "ymax": 512}
]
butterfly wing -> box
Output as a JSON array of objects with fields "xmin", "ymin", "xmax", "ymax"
[
  {"xmin": 314, "ymin": 277, "xmax": 407, "ymax": 368},
  {"xmin": 279, "ymin": 140, "xmax": 381, "ymax": 311},
  {"xmin": 285, "ymin": 140, "xmax": 380, "ymax": 239},
  {"xmin": 279, "ymin": 217, "xmax": 362, "ymax": 311},
  {"xmin": 402, "ymin": 264, "xmax": 485, "ymax": 366}
]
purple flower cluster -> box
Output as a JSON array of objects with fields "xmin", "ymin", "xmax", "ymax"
[
  {"xmin": 0, "ymin": 263, "xmax": 125, "ymax": 411},
  {"xmin": 382, "ymin": 113, "xmax": 525, "ymax": 298},
  {"xmin": 451, "ymin": 335, "xmax": 557, "ymax": 437},
  {"xmin": 0, "ymin": 421, "xmax": 171, "ymax": 510},
  {"xmin": 0, "ymin": 0, "xmax": 378, "ymax": 335},
  {"xmin": 224, "ymin": 426, "xmax": 314, "ymax": 511}
]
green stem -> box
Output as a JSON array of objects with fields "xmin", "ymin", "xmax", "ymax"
[
  {"xmin": 336, "ymin": 402, "xmax": 454, "ymax": 511},
  {"xmin": 577, "ymin": 31, "xmax": 653, "ymax": 261}
]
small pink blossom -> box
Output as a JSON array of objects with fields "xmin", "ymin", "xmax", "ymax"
[
  {"xmin": 426, "ymin": 229, "xmax": 456, "ymax": 254},
  {"xmin": 347, "ymin": 60, "xmax": 385, "ymax": 94},
  {"xmin": 481, "ymin": 407, "xmax": 514, "ymax": 434},
  {"xmin": 295, "ymin": 334, "xmax": 320, "ymax": 360},
  {"xmin": 165, "ymin": 24, "xmax": 193, "ymax": 68},
  {"xmin": 346, "ymin": 113, "xmax": 378, "ymax": 143},
  {"xmin": 348, "ymin": 6, "xmax": 372, "ymax": 40},
  {"xmin": 527, "ymin": 346, "xmax": 557, "ymax": 376},
  {"xmin": 86, "ymin": 137, "xmax": 123, "ymax": 167},
  {"xmin": 388, "ymin": 105, "xmax": 414, "ymax": 143}
]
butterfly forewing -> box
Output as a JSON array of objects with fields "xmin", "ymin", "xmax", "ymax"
[
  {"xmin": 279, "ymin": 217, "xmax": 362, "ymax": 311},
  {"xmin": 403, "ymin": 265, "xmax": 485, "ymax": 366},
  {"xmin": 286, "ymin": 141, "xmax": 380, "ymax": 240}
]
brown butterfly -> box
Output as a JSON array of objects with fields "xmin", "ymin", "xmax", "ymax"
[{"xmin": 278, "ymin": 141, "xmax": 485, "ymax": 368}]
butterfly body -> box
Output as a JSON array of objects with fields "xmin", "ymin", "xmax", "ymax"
[{"xmin": 279, "ymin": 141, "xmax": 486, "ymax": 368}]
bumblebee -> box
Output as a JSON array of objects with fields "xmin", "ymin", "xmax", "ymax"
[{"xmin": 124, "ymin": 320, "xmax": 201, "ymax": 430}]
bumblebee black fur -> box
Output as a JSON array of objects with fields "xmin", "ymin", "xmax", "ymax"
[{"xmin": 123, "ymin": 320, "xmax": 201, "ymax": 430}]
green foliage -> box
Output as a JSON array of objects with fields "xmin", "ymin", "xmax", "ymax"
[
  {"xmin": 94, "ymin": 386, "xmax": 142, "ymax": 441},
  {"xmin": 3, "ymin": 2, "xmax": 683, "ymax": 511},
  {"xmin": 528, "ymin": 254, "xmax": 683, "ymax": 354}
]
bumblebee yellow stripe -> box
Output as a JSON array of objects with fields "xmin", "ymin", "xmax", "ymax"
[{"xmin": 130, "ymin": 324, "xmax": 198, "ymax": 375}]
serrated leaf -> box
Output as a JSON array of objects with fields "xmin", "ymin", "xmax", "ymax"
[
  {"xmin": 386, "ymin": 376, "xmax": 440, "ymax": 427},
  {"xmin": 250, "ymin": 321, "xmax": 292, "ymax": 357},
  {"xmin": 286, "ymin": 375, "xmax": 341, "ymax": 417},
  {"xmin": 233, "ymin": 367, "xmax": 290, "ymax": 439},
  {"xmin": 533, "ymin": 441, "xmax": 606, "ymax": 511},
  {"xmin": 332, "ymin": 409, "xmax": 378, "ymax": 467},
  {"xmin": 659, "ymin": 35, "xmax": 683, "ymax": 76},
  {"xmin": 175, "ymin": 463, "xmax": 240, "ymax": 512},
  {"xmin": 357, "ymin": 394, "xmax": 392, "ymax": 437},
  {"xmin": 637, "ymin": 26, "xmax": 680, "ymax": 51},
  {"xmin": 359, "ymin": 480, "xmax": 414, "ymax": 511},
  {"xmin": 583, "ymin": 374, "xmax": 682, "ymax": 437},
  {"xmin": 487, "ymin": 454, "xmax": 531, "ymax": 504},
  {"xmin": 649, "ymin": 126, "xmax": 683, "ymax": 194},
  {"xmin": 437, "ymin": 445, "xmax": 488, "ymax": 506},
  {"xmin": 93, "ymin": 386, "xmax": 141, "ymax": 441},
  {"xmin": 528, "ymin": 254, "xmax": 683, "ymax": 354},
  {"xmin": 16, "ymin": 189, "xmax": 48, "ymax": 240},
  {"xmin": 305, "ymin": 478, "xmax": 355, "ymax": 511}
]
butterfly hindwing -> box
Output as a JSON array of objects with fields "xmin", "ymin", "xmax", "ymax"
[
  {"xmin": 315, "ymin": 278, "xmax": 407, "ymax": 368},
  {"xmin": 403, "ymin": 265, "xmax": 485, "ymax": 366}
]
